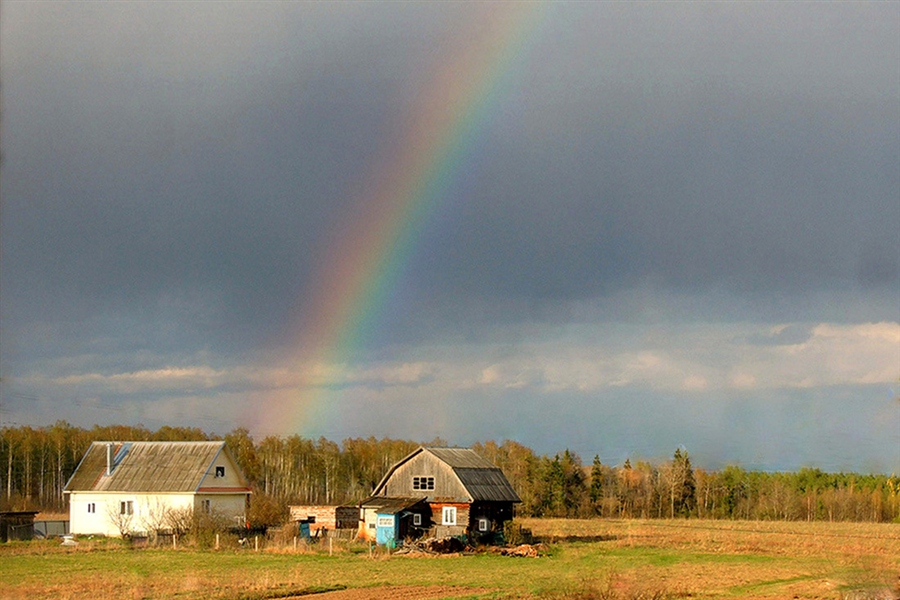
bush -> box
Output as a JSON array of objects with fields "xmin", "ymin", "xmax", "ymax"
[{"xmin": 503, "ymin": 520, "xmax": 533, "ymax": 545}]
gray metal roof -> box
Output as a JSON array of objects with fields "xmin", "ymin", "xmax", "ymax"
[
  {"xmin": 64, "ymin": 441, "xmax": 247, "ymax": 493},
  {"xmin": 452, "ymin": 467, "xmax": 521, "ymax": 503},
  {"xmin": 424, "ymin": 447, "xmax": 500, "ymax": 470}
]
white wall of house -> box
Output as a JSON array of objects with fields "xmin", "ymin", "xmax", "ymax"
[
  {"xmin": 69, "ymin": 492, "xmax": 246, "ymax": 536},
  {"xmin": 194, "ymin": 493, "xmax": 248, "ymax": 528},
  {"xmin": 359, "ymin": 507, "xmax": 378, "ymax": 542}
]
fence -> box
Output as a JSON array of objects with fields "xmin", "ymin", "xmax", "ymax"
[{"xmin": 34, "ymin": 520, "xmax": 70, "ymax": 538}]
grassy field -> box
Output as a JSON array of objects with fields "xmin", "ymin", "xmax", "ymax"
[{"xmin": 1, "ymin": 518, "xmax": 897, "ymax": 600}]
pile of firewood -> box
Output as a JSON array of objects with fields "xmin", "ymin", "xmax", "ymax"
[
  {"xmin": 498, "ymin": 543, "xmax": 544, "ymax": 557},
  {"xmin": 393, "ymin": 536, "xmax": 467, "ymax": 555}
]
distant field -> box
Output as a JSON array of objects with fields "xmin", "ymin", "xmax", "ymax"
[{"xmin": 1, "ymin": 519, "xmax": 897, "ymax": 599}]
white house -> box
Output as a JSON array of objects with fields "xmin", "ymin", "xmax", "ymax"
[{"xmin": 64, "ymin": 441, "xmax": 251, "ymax": 537}]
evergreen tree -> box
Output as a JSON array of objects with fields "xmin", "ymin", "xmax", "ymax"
[
  {"xmin": 671, "ymin": 448, "xmax": 696, "ymax": 517},
  {"xmin": 589, "ymin": 455, "xmax": 604, "ymax": 512}
]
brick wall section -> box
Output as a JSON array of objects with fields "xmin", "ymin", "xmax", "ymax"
[{"xmin": 289, "ymin": 505, "xmax": 358, "ymax": 531}]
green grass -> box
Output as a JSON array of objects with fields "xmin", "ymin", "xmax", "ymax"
[{"xmin": 2, "ymin": 519, "xmax": 898, "ymax": 599}]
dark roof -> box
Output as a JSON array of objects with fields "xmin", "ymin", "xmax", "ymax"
[
  {"xmin": 375, "ymin": 447, "xmax": 521, "ymax": 503},
  {"xmin": 64, "ymin": 441, "xmax": 247, "ymax": 493},
  {"xmin": 359, "ymin": 496, "xmax": 427, "ymax": 514}
]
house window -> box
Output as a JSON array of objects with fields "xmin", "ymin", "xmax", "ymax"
[
  {"xmin": 215, "ymin": 466, "xmax": 225, "ymax": 478},
  {"xmin": 441, "ymin": 506, "xmax": 457, "ymax": 526},
  {"xmin": 412, "ymin": 476, "xmax": 434, "ymax": 491},
  {"xmin": 120, "ymin": 501, "xmax": 133, "ymax": 515},
  {"xmin": 202, "ymin": 499, "xmax": 211, "ymax": 514},
  {"xmin": 478, "ymin": 518, "xmax": 490, "ymax": 532},
  {"xmin": 87, "ymin": 503, "xmax": 96, "ymax": 514},
  {"xmin": 412, "ymin": 513, "xmax": 422, "ymax": 526}
]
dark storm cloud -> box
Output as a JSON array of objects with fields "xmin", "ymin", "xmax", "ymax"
[
  {"xmin": 402, "ymin": 3, "xmax": 900, "ymax": 309},
  {"xmin": 2, "ymin": 2, "xmax": 897, "ymax": 356}
]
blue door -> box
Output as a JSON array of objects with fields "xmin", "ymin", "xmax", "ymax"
[{"xmin": 375, "ymin": 513, "xmax": 397, "ymax": 547}]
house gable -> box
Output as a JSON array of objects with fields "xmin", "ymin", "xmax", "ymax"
[
  {"xmin": 377, "ymin": 450, "xmax": 470, "ymax": 502},
  {"xmin": 196, "ymin": 445, "xmax": 249, "ymax": 492},
  {"xmin": 372, "ymin": 447, "xmax": 520, "ymax": 504}
]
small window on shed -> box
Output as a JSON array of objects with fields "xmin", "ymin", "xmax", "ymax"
[
  {"xmin": 215, "ymin": 466, "xmax": 225, "ymax": 478},
  {"xmin": 413, "ymin": 513, "xmax": 422, "ymax": 526},
  {"xmin": 478, "ymin": 517, "xmax": 490, "ymax": 532}
]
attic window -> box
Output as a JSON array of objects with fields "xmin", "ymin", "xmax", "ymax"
[
  {"xmin": 215, "ymin": 466, "xmax": 225, "ymax": 478},
  {"xmin": 412, "ymin": 476, "xmax": 434, "ymax": 491}
]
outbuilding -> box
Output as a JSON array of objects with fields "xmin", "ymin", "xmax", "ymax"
[
  {"xmin": 357, "ymin": 496, "xmax": 430, "ymax": 545},
  {"xmin": 0, "ymin": 511, "xmax": 39, "ymax": 542}
]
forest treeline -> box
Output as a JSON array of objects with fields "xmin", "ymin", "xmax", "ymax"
[{"xmin": 1, "ymin": 422, "xmax": 898, "ymax": 524}]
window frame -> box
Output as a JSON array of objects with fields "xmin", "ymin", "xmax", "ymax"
[
  {"xmin": 478, "ymin": 517, "xmax": 490, "ymax": 532},
  {"xmin": 87, "ymin": 502, "xmax": 96, "ymax": 514},
  {"xmin": 412, "ymin": 513, "xmax": 422, "ymax": 526},
  {"xmin": 441, "ymin": 506, "xmax": 457, "ymax": 526},
  {"xmin": 412, "ymin": 476, "xmax": 435, "ymax": 491},
  {"xmin": 120, "ymin": 500, "xmax": 133, "ymax": 515},
  {"xmin": 215, "ymin": 466, "xmax": 225, "ymax": 478}
]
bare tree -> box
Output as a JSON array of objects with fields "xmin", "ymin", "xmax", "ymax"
[
  {"xmin": 106, "ymin": 500, "xmax": 134, "ymax": 537},
  {"xmin": 165, "ymin": 506, "xmax": 193, "ymax": 542},
  {"xmin": 139, "ymin": 498, "xmax": 172, "ymax": 542}
]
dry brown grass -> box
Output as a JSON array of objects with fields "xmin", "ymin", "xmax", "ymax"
[{"xmin": 522, "ymin": 518, "xmax": 900, "ymax": 599}]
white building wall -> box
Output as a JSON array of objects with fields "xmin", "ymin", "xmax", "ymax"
[
  {"xmin": 194, "ymin": 493, "xmax": 248, "ymax": 528},
  {"xmin": 69, "ymin": 492, "xmax": 197, "ymax": 536}
]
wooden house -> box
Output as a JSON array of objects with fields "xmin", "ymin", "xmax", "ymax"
[
  {"xmin": 367, "ymin": 447, "xmax": 520, "ymax": 543},
  {"xmin": 64, "ymin": 441, "xmax": 250, "ymax": 537}
]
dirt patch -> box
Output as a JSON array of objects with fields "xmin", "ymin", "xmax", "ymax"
[{"xmin": 286, "ymin": 585, "xmax": 491, "ymax": 599}]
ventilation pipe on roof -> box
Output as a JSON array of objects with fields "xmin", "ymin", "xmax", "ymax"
[{"xmin": 106, "ymin": 443, "xmax": 114, "ymax": 476}]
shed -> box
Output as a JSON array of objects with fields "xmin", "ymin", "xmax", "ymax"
[
  {"xmin": 289, "ymin": 505, "xmax": 358, "ymax": 535},
  {"xmin": 0, "ymin": 511, "xmax": 39, "ymax": 542},
  {"xmin": 358, "ymin": 496, "xmax": 429, "ymax": 545}
]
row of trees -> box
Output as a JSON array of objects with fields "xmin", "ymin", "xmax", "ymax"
[{"xmin": 1, "ymin": 422, "xmax": 898, "ymax": 523}]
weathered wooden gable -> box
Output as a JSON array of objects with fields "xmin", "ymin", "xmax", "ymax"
[{"xmin": 380, "ymin": 451, "xmax": 470, "ymax": 502}]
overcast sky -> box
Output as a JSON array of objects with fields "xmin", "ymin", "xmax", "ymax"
[{"xmin": 1, "ymin": 2, "xmax": 898, "ymax": 473}]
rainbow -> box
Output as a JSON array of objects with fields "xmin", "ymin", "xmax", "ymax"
[{"xmin": 249, "ymin": 4, "xmax": 546, "ymax": 437}]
